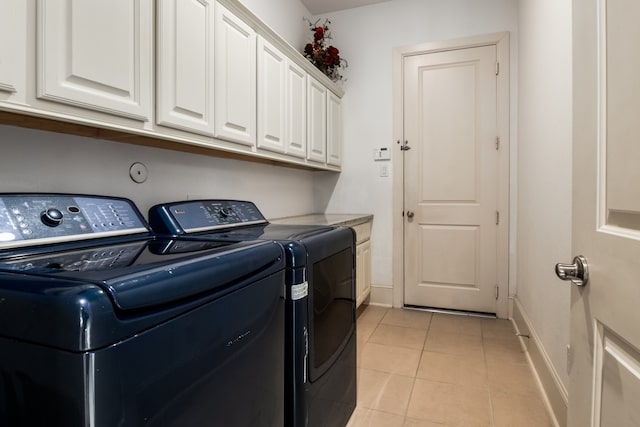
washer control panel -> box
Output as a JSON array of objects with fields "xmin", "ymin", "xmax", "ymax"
[
  {"xmin": 0, "ymin": 194, "xmax": 148, "ymax": 248},
  {"xmin": 150, "ymin": 200, "xmax": 267, "ymax": 234}
]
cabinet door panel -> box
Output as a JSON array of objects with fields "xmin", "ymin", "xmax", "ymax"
[
  {"xmin": 356, "ymin": 240, "xmax": 372, "ymax": 307},
  {"xmin": 37, "ymin": 0, "xmax": 152, "ymax": 121},
  {"xmin": 307, "ymin": 76, "xmax": 326, "ymax": 163},
  {"xmin": 327, "ymin": 91, "xmax": 342, "ymax": 166},
  {"xmin": 286, "ymin": 62, "xmax": 307, "ymax": 159},
  {"xmin": 157, "ymin": 0, "xmax": 214, "ymax": 136},
  {"xmin": 214, "ymin": 3, "xmax": 256, "ymax": 146},
  {"xmin": 0, "ymin": 0, "xmax": 25, "ymax": 99},
  {"xmin": 257, "ymin": 37, "xmax": 286, "ymax": 153}
]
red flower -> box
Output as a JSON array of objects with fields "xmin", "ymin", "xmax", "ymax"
[
  {"xmin": 314, "ymin": 26, "xmax": 324, "ymax": 41},
  {"xmin": 303, "ymin": 18, "xmax": 346, "ymax": 82},
  {"xmin": 304, "ymin": 43, "xmax": 314, "ymax": 55}
]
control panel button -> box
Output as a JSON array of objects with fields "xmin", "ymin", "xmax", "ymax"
[
  {"xmin": 41, "ymin": 208, "xmax": 64, "ymax": 227},
  {"xmin": 219, "ymin": 207, "xmax": 234, "ymax": 217}
]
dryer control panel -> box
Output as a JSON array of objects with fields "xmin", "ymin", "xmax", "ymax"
[
  {"xmin": 149, "ymin": 200, "xmax": 267, "ymax": 234},
  {"xmin": 0, "ymin": 194, "xmax": 148, "ymax": 248}
]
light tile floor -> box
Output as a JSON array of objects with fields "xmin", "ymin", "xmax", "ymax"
[{"xmin": 347, "ymin": 305, "xmax": 554, "ymax": 427}]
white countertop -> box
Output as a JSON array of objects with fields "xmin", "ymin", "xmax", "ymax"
[{"xmin": 269, "ymin": 213, "xmax": 373, "ymax": 227}]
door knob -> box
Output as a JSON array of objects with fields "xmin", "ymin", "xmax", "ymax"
[
  {"xmin": 406, "ymin": 211, "xmax": 415, "ymax": 219},
  {"xmin": 555, "ymin": 255, "xmax": 589, "ymax": 286}
]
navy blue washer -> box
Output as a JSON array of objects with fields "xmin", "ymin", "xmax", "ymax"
[
  {"xmin": 149, "ymin": 200, "xmax": 357, "ymax": 427},
  {"xmin": 0, "ymin": 194, "xmax": 286, "ymax": 427}
]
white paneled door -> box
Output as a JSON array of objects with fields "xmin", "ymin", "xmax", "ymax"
[
  {"xmin": 403, "ymin": 45, "xmax": 499, "ymax": 314},
  {"xmin": 567, "ymin": 0, "xmax": 640, "ymax": 425}
]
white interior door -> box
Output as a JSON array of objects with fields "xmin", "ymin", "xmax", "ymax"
[
  {"xmin": 403, "ymin": 45, "xmax": 499, "ymax": 314},
  {"xmin": 566, "ymin": 0, "xmax": 640, "ymax": 425}
]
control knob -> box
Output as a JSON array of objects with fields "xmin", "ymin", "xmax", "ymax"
[
  {"xmin": 219, "ymin": 207, "xmax": 234, "ymax": 217},
  {"xmin": 41, "ymin": 208, "xmax": 64, "ymax": 227}
]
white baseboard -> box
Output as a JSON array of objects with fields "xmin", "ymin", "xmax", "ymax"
[{"xmin": 512, "ymin": 297, "xmax": 568, "ymax": 427}]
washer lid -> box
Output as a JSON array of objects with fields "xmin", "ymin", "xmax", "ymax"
[{"xmin": 0, "ymin": 238, "xmax": 286, "ymax": 351}]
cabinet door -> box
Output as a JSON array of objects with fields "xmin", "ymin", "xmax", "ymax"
[
  {"xmin": 36, "ymin": 0, "xmax": 152, "ymax": 121},
  {"xmin": 327, "ymin": 91, "xmax": 342, "ymax": 167},
  {"xmin": 214, "ymin": 3, "xmax": 256, "ymax": 146},
  {"xmin": 157, "ymin": 0, "xmax": 215, "ymax": 136},
  {"xmin": 286, "ymin": 61, "xmax": 307, "ymax": 159},
  {"xmin": 362, "ymin": 239, "xmax": 372, "ymax": 303},
  {"xmin": 0, "ymin": 0, "xmax": 25, "ymax": 101},
  {"xmin": 306, "ymin": 76, "xmax": 327, "ymax": 163},
  {"xmin": 356, "ymin": 240, "xmax": 372, "ymax": 307},
  {"xmin": 257, "ymin": 37, "xmax": 286, "ymax": 153}
]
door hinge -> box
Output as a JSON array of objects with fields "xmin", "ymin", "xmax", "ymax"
[
  {"xmin": 495, "ymin": 136, "xmax": 500, "ymax": 150},
  {"xmin": 495, "ymin": 285, "xmax": 499, "ymax": 300},
  {"xmin": 495, "ymin": 62, "xmax": 500, "ymax": 75},
  {"xmin": 496, "ymin": 211, "xmax": 500, "ymax": 225}
]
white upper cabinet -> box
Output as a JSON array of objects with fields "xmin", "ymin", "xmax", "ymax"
[
  {"xmin": 285, "ymin": 61, "xmax": 307, "ymax": 159},
  {"xmin": 0, "ymin": 0, "xmax": 26, "ymax": 102},
  {"xmin": 327, "ymin": 91, "xmax": 342, "ymax": 167},
  {"xmin": 2, "ymin": 0, "xmax": 343, "ymax": 170},
  {"xmin": 214, "ymin": 3, "xmax": 257, "ymax": 147},
  {"xmin": 36, "ymin": 0, "xmax": 153, "ymax": 121},
  {"xmin": 307, "ymin": 76, "xmax": 327, "ymax": 163},
  {"xmin": 157, "ymin": 0, "xmax": 215, "ymax": 136},
  {"xmin": 257, "ymin": 36, "xmax": 308, "ymax": 159},
  {"xmin": 257, "ymin": 37, "xmax": 286, "ymax": 153}
]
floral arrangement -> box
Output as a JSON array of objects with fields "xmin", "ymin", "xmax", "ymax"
[{"xmin": 303, "ymin": 18, "xmax": 347, "ymax": 82}]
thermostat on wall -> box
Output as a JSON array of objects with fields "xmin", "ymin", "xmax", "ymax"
[{"xmin": 373, "ymin": 147, "xmax": 391, "ymax": 161}]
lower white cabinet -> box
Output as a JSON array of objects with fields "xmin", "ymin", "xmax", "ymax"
[
  {"xmin": 356, "ymin": 240, "xmax": 372, "ymax": 308},
  {"xmin": 352, "ymin": 220, "xmax": 372, "ymax": 307},
  {"xmin": 214, "ymin": 2, "xmax": 257, "ymax": 147},
  {"xmin": 156, "ymin": 0, "xmax": 215, "ymax": 136},
  {"xmin": 36, "ymin": 0, "xmax": 153, "ymax": 121},
  {"xmin": 307, "ymin": 76, "xmax": 327, "ymax": 163}
]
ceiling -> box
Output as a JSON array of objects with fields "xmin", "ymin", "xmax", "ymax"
[{"xmin": 301, "ymin": 0, "xmax": 391, "ymax": 14}]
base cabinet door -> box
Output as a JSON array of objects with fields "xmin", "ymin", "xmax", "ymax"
[
  {"xmin": 36, "ymin": 0, "xmax": 153, "ymax": 121},
  {"xmin": 214, "ymin": 2, "xmax": 257, "ymax": 147},
  {"xmin": 306, "ymin": 76, "xmax": 327, "ymax": 163},
  {"xmin": 356, "ymin": 239, "xmax": 371, "ymax": 307},
  {"xmin": 156, "ymin": 0, "xmax": 215, "ymax": 136}
]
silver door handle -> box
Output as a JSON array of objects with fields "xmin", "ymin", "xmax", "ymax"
[
  {"xmin": 406, "ymin": 211, "xmax": 415, "ymax": 219},
  {"xmin": 555, "ymin": 255, "xmax": 589, "ymax": 286}
]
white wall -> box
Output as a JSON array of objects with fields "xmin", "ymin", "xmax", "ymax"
[
  {"xmin": 516, "ymin": 0, "xmax": 572, "ymax": 389},
  {"xmin": 0, "ymin": 125, "xmax": 316, "ymax": 219},
  {"xmin": 312, "ymin": 0, "xmax": 519, "ymax": 291},
  {"xmin": 238, "ymin": 0, "xmax": 312, "ymax": 50}
]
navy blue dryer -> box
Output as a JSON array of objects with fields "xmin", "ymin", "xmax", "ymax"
[
  {"xmin": 0, "ymin": 194, "xmax": 286, "ymax": 427},
  {"xmin": 149, "ymin": 200, "xmax": 357, "ymax": 427}
]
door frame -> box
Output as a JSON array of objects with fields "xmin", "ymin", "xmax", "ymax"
[{"xmin": 391, "ymin": 32, "xmax": 511, "ymax": 318}]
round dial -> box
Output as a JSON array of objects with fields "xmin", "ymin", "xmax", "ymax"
[
  {"xmin": 219, "ymin": 207, "xmax": 234, "ymax": 217},
  {"xmin": 41, "ymin": 208, "xmax": 64, "ymax": 227}
]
